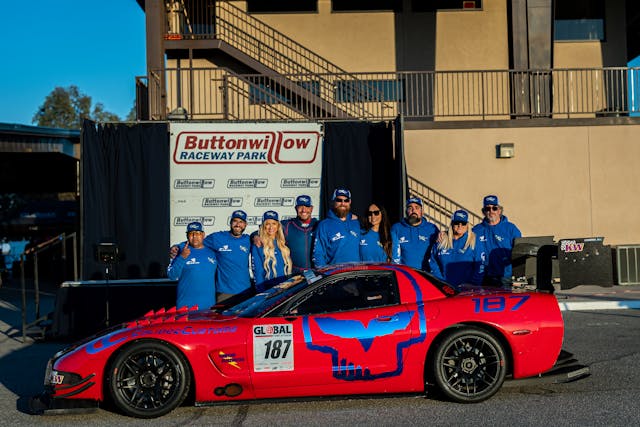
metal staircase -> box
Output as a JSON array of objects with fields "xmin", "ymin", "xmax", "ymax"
[
  {"xmin": 407, "ymin": 176, "xmax": 483, "ymax": 230},
  {"xmin": 163, "ymin": 1, "xmax": 390, "ymax": 120}
]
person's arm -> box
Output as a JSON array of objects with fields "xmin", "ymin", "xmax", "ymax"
[
  {"xmin": 427, "ymin": 247, "xmax": 444, "ymax": 280},
  {"xmin": 390, "ymin": 225, "xmax": 401, "ymax": 264},
  {"xmin": 251, "ymin": 245, "xmax": 266, "ymax": 291},
  {"xmin": 311, "ymin": 224, "xmax": 328, "ymax": 267}
]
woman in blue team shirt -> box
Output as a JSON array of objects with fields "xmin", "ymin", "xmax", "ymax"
[
  {"xmin": 251, "ymin": 210, "xmax": 293, "ymax": 291},
  {"xmin": 359, "ymin": 202, "xmax": 392, "ymax": 262},
  {"xmin": 428, "ymin": 210, "xmax": 484, "ymax": 286}
]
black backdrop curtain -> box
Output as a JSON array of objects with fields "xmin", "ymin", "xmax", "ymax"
[
  {"xmin": 81, "ymin": 120, "xmax": 169, "ymax": 280},
  {"xmin": 321, "ymin": 119, "xmax": 405, "ymax": 225}
]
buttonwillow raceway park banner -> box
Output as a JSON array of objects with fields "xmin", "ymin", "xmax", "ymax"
[{"xmin": 169, "ymin": 122, "xmax": 323, "ymax": 244}]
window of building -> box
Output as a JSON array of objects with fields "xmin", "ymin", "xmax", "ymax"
[
  {"xmin": 246, "ymin": 0, "xmax": 317, "ymax": 13},
  {"xmin": 249, "ymin": 81, "xmax": 320, "ymax": 105},
  {"xmin": 331, "ymin": 0, "xmax": 402, "ymax": 12},
  {"xmin": 335, "ymin": 80, "xmax": 405, "ymax": 103},
  {"xmin": 554, "ymin": 0, "xmax": 605, "ymax": 41},
  {"xmin": 411, "ymin": 0, "xmax": 482, "ymax": 12}
]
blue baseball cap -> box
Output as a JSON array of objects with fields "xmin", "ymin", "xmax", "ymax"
[
  {"xmin": 451, "ymin": 210, "xmax": 469, "ymax": 223},
  {"xmin": 406, "ymin": 197, "xmax": 423, "ymax": 207},
  {"xmin": 295, "ymin": 195, "xmax": 312, "ymax": 207},
  {"xmin": 263, "ymin": 210, "xmax": 279, "ymax": 222},
  {"xmin": 231, "ymin": 210, "xmax": 247, "ymax": 222},
  {"xmin": 332, "ymin": 187, "xmax": 351, "ymax": 200},
  {"xmin": 483, "ymin": 195, "xmax": 500, "ymax": 207},
  {"xmin": 186, "ymin": 221, "xmax": 204, "ymax": 233}
]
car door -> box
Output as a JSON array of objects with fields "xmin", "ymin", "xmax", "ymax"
[{"xmin": 250, "ymin": 271, "xmax": 422, "ymax": 397}]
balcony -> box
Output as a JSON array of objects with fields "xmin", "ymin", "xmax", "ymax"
[{"xmin": 141, "ymin": 66, "xmax": 640, "ymax": 122}]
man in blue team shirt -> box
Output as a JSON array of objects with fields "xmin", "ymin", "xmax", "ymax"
[
  {"xmin": 472, "ymin": 194, "xmax": 522, "ymax": 287},
  {"xmin": 391, "ymin": 197, "xmax": 439, "ymax": 270},
  {"xmin": 167, "ymin": 222, "xmax": 217, "ymax": 309},
  {"xmin": 171, "ymin": 210, "xmax": 251, "ymax": 303},
  {"xmin": 312, "ymin": 187, "xmax": 360, "ymax": 267},
  {"xmin": 281, "ymin": 195, "xmax": 318, "ymax": 271}
]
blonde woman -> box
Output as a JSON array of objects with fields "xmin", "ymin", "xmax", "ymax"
[
  {"xmin": 251, "ymin": 210, "xmax": 292, "ymax": 291},
  {"xmin": 428, "ymin": 210, "xmax": 484, "ymax": 286}
]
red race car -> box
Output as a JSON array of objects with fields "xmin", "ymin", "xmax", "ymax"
[{"xmin": 32, "ymin": 264, "xmax": 588, "ymax": 418}]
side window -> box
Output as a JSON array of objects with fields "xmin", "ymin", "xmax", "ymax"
[{"xmin": 289, "ymin": 273, "xmax": 399, "ymax": 315}]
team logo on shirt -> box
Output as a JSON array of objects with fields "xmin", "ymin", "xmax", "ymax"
[
  {"xmin": 331, "ymin": 232, "xmax": 345, "ymax": 242},
  {"xmin": 495, "ymin": 235, "xmax": 504, "ymax": 242},
  {"xmin": 398, "ymin": 237, "xmax": 409, "ymax": 244},
  {"xmin": 208, "ymin": 257, "xmax": 216, "ymax": 264},
  {"xmin": 186, "ymin": 258, "xmax": 199, "ymax": 265},
  {"xmin": 350, "ymin": 230, "xmax": 358, "ymax": 238},
  {"xmin": 240, "ymin": 245, "xmax": 249, "ymax": 253},
  {"xmin": 360, "ymin": 239, "xmax": 367, "ymax": 246},
  {"xmin": 479, "ymin": 236, "xmax": 487, "ymax": 242},
  {"xmin": 418, "ymin": 235, "xmax": 427, "ymax": 242},
  {"xmin": 219, "ymin": 245, "xmax": 232, "ymax": 252}
]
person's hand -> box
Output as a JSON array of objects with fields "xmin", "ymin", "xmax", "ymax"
[
  {"xmin": 169, "ymin": 245, "xmax": 180, "ymax": 259},
  {"xmin": 181, "ymin": 242, "xmax": 191, "ymax": 259},
  {"xmin": 252, "ymin": 234, "xmax": 263, "ymax": 247}
]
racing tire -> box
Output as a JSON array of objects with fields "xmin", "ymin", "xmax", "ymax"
[
  {"xmin": 431, "ymin": 328, "xmax": 507, "ymax": 403},
  {"xmin": 106, "ymin": 340, "xmax": 191, "ymax": 418}
]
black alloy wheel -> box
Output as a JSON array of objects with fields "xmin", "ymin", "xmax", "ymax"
[
  {"xmin": 431, "ymin": 328, "xmax": 507, "ymax": 403},
  {"xmin": 107, "ymin": 340, "xmax": 191, "ymax": 418}
]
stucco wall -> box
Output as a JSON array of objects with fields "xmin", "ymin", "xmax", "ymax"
[{"xmin": 404, "ymin": 123, "xmax": 640, "ymax": 246}]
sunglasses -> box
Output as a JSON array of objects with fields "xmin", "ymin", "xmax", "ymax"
[
  {"xmin": 367, "ymin": 210, "xmax": 381, "ymax": 216},
  {"xmin": 483, "ymin": 205, "xmax": 500, "ymax": 212},
  {"xmin": 452, "ymin": 221, "xmax": 468, "ymax": 226},
  {"xmin": 335, "ymin": 197, "xmax": 351, "ymax": 203}
]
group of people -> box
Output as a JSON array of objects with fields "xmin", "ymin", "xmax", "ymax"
[{"xmin": 168, "ymin": 188, "xmax": 521, "ymax": 309}]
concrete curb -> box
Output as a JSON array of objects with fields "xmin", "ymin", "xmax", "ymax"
[{"xmin": 558, "ymin": 299, "xmax": 640, "ymax": 311}]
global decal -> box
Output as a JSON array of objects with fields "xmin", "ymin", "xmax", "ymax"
[
  {"xmin": 174, "ymin": 216, "xmax": 215, "ymax": 226},
  {"xmin": 560, "ymin": 240, "xmax": 585, "ymax": 253},
  {"xmin": 281, "ymin": 178, "xmax": 321, "ymax": 188},
  {"xmin": 173, "ymin": 131, "xmax": 321, "ymax": 164},
  {"xmin": 173, "ymin": 179, "xmax": 215, "ymax": 189},
  {"xmin": 202, "ymin": 197, "xmax": 243, "ymax": 208}
]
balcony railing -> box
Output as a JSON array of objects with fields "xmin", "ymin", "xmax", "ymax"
[{"xmin": 146, "ymin": 66, "xmax": 640, "ymax": 121}]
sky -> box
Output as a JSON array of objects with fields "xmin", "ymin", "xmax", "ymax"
[{"xmin": 0, "ymin": 1, "xmax": 146, "ymax": 126}]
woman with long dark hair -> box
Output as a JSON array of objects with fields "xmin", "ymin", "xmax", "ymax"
[{"xmin": 359, "ymin": 202, "xmax": 392, "ymax": 262}]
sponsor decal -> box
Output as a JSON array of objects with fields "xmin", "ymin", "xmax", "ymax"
[
  {"xmin": 173, "ymin": 131, "xmax": 321, "ymax": 164},
  {"xmin": 280, "ymin": 178, "xmax": 321, "ymax": 188},
  {"xmin": 254, "ymin": 197, "xmax": 295, "ymax": 207},
  {"xmin": 174, "ymin": 216, "xmax": 215, "ymax": 226},
  {"xmin": 227, "ymin": 179, "xmax": 268, "ymax": 189},
  {"xmin": 202, "ymin": 197, "xmax": 243, "ymax": 208},
  {"xmin": 86, "ymin": 326, "xmax": 238, "ymax": 355},
  {"xmin": 253, "ymin": 324, "xmax": 294, "ymax": 372},
  {"xmin": 174, "ymin": 179, "xmax": 215, "ymax": 189},
  {"xmin": 560, "ymin": 240, "xmax": 585, "ymax": 253},
  {"xmin": 51, "ymin": 373, "xmax": 65, "ymax": 385},
  {"xmin": 219, "ymin": 351, "xmax": 243, "ymax": 369}
]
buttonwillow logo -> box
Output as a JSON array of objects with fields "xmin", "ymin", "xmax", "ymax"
[{"xmin": 173, "ymin": 130, "xmax": 321, "ymax": 164}]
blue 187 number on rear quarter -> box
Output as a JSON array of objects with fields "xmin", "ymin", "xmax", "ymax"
[{"xmin": 472, "ymin": 295, "xmax": 530, "ymax": 313}]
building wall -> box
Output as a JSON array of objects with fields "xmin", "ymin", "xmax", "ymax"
[
  {"xmin": 404, "ymin": 122, "xmax": 640, "ymax": 246},
  {"xmin": 435, "ymin": 0, "xmax": 509, "ymax": 71}
]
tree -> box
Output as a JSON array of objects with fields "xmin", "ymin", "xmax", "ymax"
[{"xmin": 33, "ymin": 85, "xmax": 121, "ymax": 129}]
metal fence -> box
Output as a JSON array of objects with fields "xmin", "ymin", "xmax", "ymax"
[{"xmin": 147, "ymin": 66, "xmax": 640, "ymax": 121}]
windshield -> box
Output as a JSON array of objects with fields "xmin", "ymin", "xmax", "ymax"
[{"xmin": 221, "ymin": 273, "xmax": 319, "ymax": 317}]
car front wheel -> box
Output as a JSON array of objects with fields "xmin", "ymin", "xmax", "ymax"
[
  {"xmin": 106, "ymin": 340, "xmax": 191, "ymax": 418},
  {"xmin": 431, "ymin": 328, "xmax": 506, "ymax": 403}
]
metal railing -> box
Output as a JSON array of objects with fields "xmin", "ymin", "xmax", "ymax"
[
  {"xmin": 408, "ymin": 176, "xmax": 482, "ymax": 230},
  {"xmin": 147, "ymin": 66, "xmax": 640, "ymax": 121},
  {"xmin": 19, "ymin": 233, "xmax": 78, "ymax": 342}
]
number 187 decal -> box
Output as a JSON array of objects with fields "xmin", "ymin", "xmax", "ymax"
[
  {"xmin": 253, "ymin": 324, "xmax": 294, "ymax": 372},
  {"xmin": 472, "ymin": 295, "xmax": 530, "ymax": 313}
]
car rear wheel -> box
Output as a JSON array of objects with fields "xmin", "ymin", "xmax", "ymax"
[
  {"xmin": 431, "ymin": 328, "xmax": 506, "ymax": 403},
  {"xmin": 107, "ymin": 340, "xmax": 191, "ymax": 418}
]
